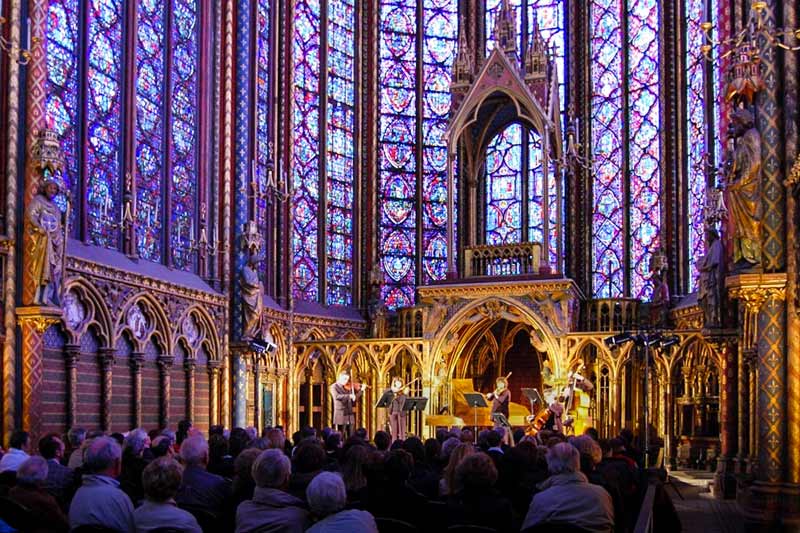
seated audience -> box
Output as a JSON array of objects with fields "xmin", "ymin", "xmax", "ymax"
[
  {"xmin": 8, "ymin": 456, "xmax": 68, "ymax": 532},
  {"xmin": 373, "ymin": 431, "xmax": 390, "ymax": 452},
  {"xmin": 0, "ymin": 430, "xmax": 30, "ymax": 473},
  {"xmin": 340, "ymin": 444, "xmax": 369, "ymax": 503},
  {"xmin": 522, "ymin": 442, "xmax": 614, "ymax": 533},
  {"xmin": 264, "ymin": 428, "xmax": 287, "ymax": 450},
  {"xmin": 439, "ymin": 442, "xmax": 474, "ymax": 497},
  {"xmin": 66, "ymin": 427, "xmax": 88, "ymax": 469},
  {"xmin": 366, "ymin": 449, "xmax": 428, "ymax": 528},
  {"xmin": 287, "ymin": 441, "xmax": 326, "ymax": 501},
  {"xmin": 208, "ymin": 433, "xmax": 233, "ymax": 478},
  {"xmin": 133, "ymin": 457, "xmax": 202, "ymax": 533},
  {"xmin": 175, "ymin": 435, "xmax": 232, "ymax": 516},
  {"xmin": 306, "ymin": 472, "xmax": 377, "ymax": 532},
  {"xmin": 231, "ymin": 448, "xmax": 262, "ymax": 506},
  {"xmin": 38, "ymin": 433, "xmax": 76, "ymax": 509},
  {"xmin": 69, "ymin": 436, "xmax": 135, "ymax": 533},
  {"xmin": 446, "ymin": 452, "xmax": 514, "ymax": 532},
  {"xmin": 150, "ymin": 435, "xmax": 175, "ymax": 459},
  {"xmin": 236, "ymin": 449, "xmax": 311, "ymax": 533}
]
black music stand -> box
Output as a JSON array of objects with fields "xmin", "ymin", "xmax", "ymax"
[
  {"xmin": 402, "ymin": 396, "xmax": 428, "ymax": 413},
  {"xmin": 521, "ymin": 388, "xmax": 543, "ymax": 415},
  {"xmin": 463, "ymin": 393, "xmax": 488, "ymax": 441},
  {"xmin": 375, "ymin": 390, "xmax": 395, "ymax": 409},
  {"xmin": 490, "ymin": 413, "xmax": 510, "ymax": 429}
]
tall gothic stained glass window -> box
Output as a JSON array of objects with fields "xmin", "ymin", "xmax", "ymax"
[
  {"xmin": 254, "ymin": 0, "xmax": 271, "ymax": 280},
  {"xmin": 379, "ymin": 0, "xmax": 458, "ymax": 310},
  {"xmin": 291, "ymin": 0, "xmax": 356, "ymax": 305},
  {"xmin": 483, "ymin": 0, "xmax": 566, "ymax": 268},
  {"xmin": 45, "ymin": 0, "xmax": 205, "ymax": 270},
  {"xmin": 590, "ymin": 0, "xmax": 662, "ymax": 299}
]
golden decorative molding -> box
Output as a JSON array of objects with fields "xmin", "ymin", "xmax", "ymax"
[
  {"xmin": 16, "ymin": 306, "xmax": 63, "ymax": 333},
  {"xmin": 727, "ymin": 273, "xmax": 787, "ymax": 308},
  {"xmin": 670, "ymin": 304, "xmax": 704, "ymax": 331},
  {"xmin": 417, "ymin": 278, "xmax": 583, "ymax": 301}
]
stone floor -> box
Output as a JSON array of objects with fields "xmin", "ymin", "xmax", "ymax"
[{"xmin": 669, "ymin": 470, "xmax": 745, "ymax": 533}]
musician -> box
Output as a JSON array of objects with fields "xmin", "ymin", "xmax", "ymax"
[
  {"xmin": 329, "ymin": 372, "xmax": 364, "ymax": 437},
  {"xmin": 485, "ymin": 376, "xmax": 510, "ymax": 420},
  {"xmin": 384, "ymin": 377, "xmax": 408, "ymax": 442}
]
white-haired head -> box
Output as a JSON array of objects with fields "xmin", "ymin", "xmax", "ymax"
[
  {"xmin": 85, "ymin": 437, "xmax": 122, "ymax": 476},
  {"xmin": 180, "ymin": 435, "xmax": 209, "ymax": 467},
  {"xmin": 124, "ymin": 428, "xmax": 149, "ymax": 456},
  {"xmin": 546, "ymin": 442, "xmax": 580, "ymax": 475},
  {"xmin": 306, "ymin": 471, "xmax": 346, "ymax": 517},
  {"xmin": 572, "ymin": 435, "xmax": 602, "ymax": 466},
  {"xmin": 16, "ymin": 456, "xmax": 48, "ymax": 486},
  {"xmin": 252, "ymin": 449, "xmax": 291, "ymax": 489}
]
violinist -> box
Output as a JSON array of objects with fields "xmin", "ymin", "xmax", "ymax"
[
  {"xmin": 384, "ymin": 376, "xmax": 409, "ymax": 442},
  {"xmin": 485, "ymin": 376, "xmax": 510, "ymax": 420},
  {"xmin": 329, "ymin": 372, "xmax": 365, "ymax": 437}
]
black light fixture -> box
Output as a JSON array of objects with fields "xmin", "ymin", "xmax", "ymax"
[
  {"xmin": 657, "ymin": 335, "xmax": 680, "ymax": 349},
  {"xmin": 604, "ymin": 333, "xmax": 634, "ymax": 348},
  {"xmin": 249, "ymin": 338, "xmax": 277, "ymax": 354}
]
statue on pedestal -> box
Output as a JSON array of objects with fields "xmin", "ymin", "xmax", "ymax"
[
  {"xmin": 648, "ymin": 248, "xmax": 670, "ymax": 328},
  {"xmin": 724, "ymin": 107, "xmax": 761, "ymax": 271},
  {"xmin": 241, "ymin": 222, "xmax": 265, "ymax": 341},
  {"xmin": 698, "ymin": 227, "xmax": 725, "ymax": 328},
  {"xmin": 25, "ymin": 177, "xmax": 66, "ymax": 307}
]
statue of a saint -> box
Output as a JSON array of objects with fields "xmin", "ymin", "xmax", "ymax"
[
  {"xmin": 25, "ymin": 177, "xmax": 66, "ymax": 306},
  {"xmin": 241, "ymin": 252, "xmax": 264, "ymax": 340},
  {"xmin": 698, "ymin": 227, "xmax": 725, "ymax": 328},
  {"xmin": 724, "ymin": 108, "xmax": 761, "ymax": 270},
  {"xmin": 649, "ymin": 269, "xmax": 670, "ymax": 328}
]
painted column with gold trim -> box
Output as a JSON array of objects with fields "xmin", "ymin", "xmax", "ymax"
[
  {"xmin": 186, "ymin": 359, "xmax": 196, "ymax": 422},
  {"xmin": 64, "ymin": 344, "xmax": 80, "ymax": 429},
  {"xmin": 98, "ymin": 347, "xmax": 115, "ymax": 431},
  {"xmin": 253, "ymin": 362, "xmax": 262, "ymax": 433},
  {"xmin": 208, "ymin": 362, "xmax": 220, "ymax": 425},
  {"xmin": 756, "ymin": 292, "xmax": 786, "ymax": 482},
  {"xmin": 131, "ymin": 353, "xmax": 144, "ymax": 428},
  {"xmin": 16, "ymin": 308, "xmax": 60, "ymax": 439},
  {"xmin": 158, "ymin": 356, "xmax": 174, "ymax": 429}
]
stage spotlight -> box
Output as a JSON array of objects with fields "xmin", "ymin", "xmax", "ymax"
[
  {"xmin": 658, "ymin": 335, "xmax": 680, "ymax": 348},
  {"xmin": 604, "ymin": 332, "xmax": 634, "ymax": 348},
  {"xmin": 249, "ymin": 338, "xmax": 277, "ymax": 353}
]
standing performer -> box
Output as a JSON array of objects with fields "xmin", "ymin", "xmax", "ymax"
[
  {"xmin": 385, "ymin": 377, "xmax": 408, "ymax": 442},
  {"xmin": 485, "ymin": 376, "xmax": 510, "ymax": 420},
  {"xmin": 329, "ymin": 372, "xmax": 364, "ymax": 437}
]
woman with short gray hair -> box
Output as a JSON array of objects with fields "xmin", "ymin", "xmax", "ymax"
[
  {"xmin": 133, "ymin": 458, "xmax": 201, "ymax": 533},
  {"xmin": 306, "ymin": 472, "xmax": 377, "ymax": 533}
]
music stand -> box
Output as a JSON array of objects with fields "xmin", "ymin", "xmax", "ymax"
[
  {"xmin": 402, "ymin": 397, "xmax": 428, "ymax": 413},
  {"xmin": 375, "ymin": 390, "xmax": 395, "ymax": 409},
  {"xmin": 462, "ymin": 393, "xmax": 488, "ymax": 441},
  {"xmin": 490, "ymin": 413, "xmax": 511, "ymax": 429},
  {"xmin": 521, "ymin": 388, "xmax": 543, "ymax": 415}
]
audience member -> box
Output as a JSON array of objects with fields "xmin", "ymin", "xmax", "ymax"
[
  {"xmin": 38, "ymin": 433, "xmax": 76, "ymax": 509},
  {"xmin": 208, "ymin": 433, "xmax": 234, "ymax": 478},
  {"xmin": 366, "ymin": 449, "xmax": 428, "ymax": 528},
  {"xmin": 522, "ymin": 442, "xmax": 614, "ymax": 533},
  {"xmin": 150, "ymin": 435, "xmax": 174, "ymax": 459},
  {"xmin": 68, "ymin": 436, "xmax": 135, "ymax": 533},
  {"xmin": 118, "ymin": 428, "xmax": 150, "ymax": 504},
  {"xmin": 0, "ymin": 430, "xmax": 30, "ymax": 473},
  {"xmin": 373, "ymin": 431, "xmax": 390, "ymax": 452},
  {"xmin": 439, "ymin": 442, "xmax": 474, "ymax": 497},
  {"xmin": 446, "ymin": 452, "xmax": 514, "ymax": 532},
  {"xmin": 66, "ymin": 427, "xmax": 88, "ymax": 469},
  {"xmin": 133, "ymin": 458, "xmax": 202, "ymax": 533},
  {"xmin": 231, "ymin": 448, "xmax": 262, "ymax": 506},
  {"xmin": 306, "ymin": 472, "xmax": 377, "ymax": 533},
  {"xmin": 177, "ymin": 420, "xmax": 193, "ymax": 448},
  {"xmin": 8, "ymin": 456, "xmax": 68, "ymax": 532},
  {"xmin": 288, "ymin": 441, "xmax": 326, "ymax": 501},
  {"xmin": 264, "ymin": 428, "xmax": 287, "ymax": 450},
  {"xmin": 236, "ymin": 449, "xmax": 311, "ymax": 533},
  {"xmin": 340, "ymin": 444, "xmax": 369, "ymax": 503},
  {"xmin": 175, "ymin": 435, "xmax": 232, "ymax": 516}
]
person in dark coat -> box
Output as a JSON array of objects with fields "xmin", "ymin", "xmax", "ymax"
[
  {"xmin": 486, "ymin": 376, "xmax": 511, "ymax": 419},
  {"xmin": 329, "ymin": 372, "xmax": 364, "ymax": 437},
  {"xmin": 175, "ymin": 436, "xmax": 231, "ymax": 519},
  {"xmin": 385, "ymin": 377, "xmax": 408, "ymax": 442},
  {"xmin": 446, "ymin": 452, "xmax": 515, "ymax": 532}
]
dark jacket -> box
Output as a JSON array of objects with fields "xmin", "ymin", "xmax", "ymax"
[
  {"xmin": 176, "ymin": 465, "xmax": 232, "ymax": 515},
  {"xmin": 330, "ymin": 384, "xmax": 363, "ymax": 426},
  {"xmin": 9, "ymin": 484, "xmax": 69, "ymax": 532},
  {"xmin": 235, "ymin": 487, "xmax": 311, "ymax": 533}
]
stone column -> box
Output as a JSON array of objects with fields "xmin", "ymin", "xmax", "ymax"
[
  {"xmin": 232, "ymin": 351, "xmax": 247, "ymax": 428},
  {"xmin": 713, "ymin": 338, "xmax": 738, "ymax": 498},
  {"xmin": 64, "ymin": 344, "xmax": 80, "ymax": 429},
  {"xmin": 186, "ymin": 359, "xmax": 196, "ymax": 422},
  {"xmin": 208, "ymin": 363, "xmax": 220, "ymax": 425},
  {"xmin": 756, "ymin": 293, "xmax": 786, "ymax": 483},
  {"xmin": 253, "ymin": 362, "xmax": 262, "ymax": 432},
  {"xmin": 222, "ymin": 359, "xmax": 231, "ymax": 429},
  {"xmin": 130, "ymin": 353, "xmax": 144, "ymax": 429},
  {"xmin": 98, "ymin": 347, "xmax": 115, "ymax": 432},
  {"xmin": 157, "ymin": 356, "xmax": 174, "ymax": 429}
]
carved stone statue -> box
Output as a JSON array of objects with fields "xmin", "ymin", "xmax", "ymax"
[
  {"xmin": 241, "ymin": 252, "xmax": 264, "ymax": 340},
  {"xmin": 724, "ymin": 108, "xmax": 761, "ymax": 270},
  {"xmin": 25, "ymin": 177, "xmax": 66, "ymax": 306},
  {"xmin": 698, "ymin": 227, "xmax": 725, "ymax": 328},
  {"xmin": 649, "ymin": 270, "xmax": 670, "ymax": 327}
]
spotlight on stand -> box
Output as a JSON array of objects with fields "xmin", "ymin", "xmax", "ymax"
[
  {"xmin": 249, "ymin": 338, "xmax": 277, "ymax": 354},
  {"xmin": 604, "ymin": 333, "xmax": 634, "ymax": 348},
  {"xmin": 657, "ymin": 335, "xmax": 680, "ymax": 349}
]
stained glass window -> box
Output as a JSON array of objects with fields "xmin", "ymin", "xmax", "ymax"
[
  {"xmin": 379, "ymin": 0, "xmax": 458, "ymax": 310},
  {"xmin": 45, "ymin": 0, "xmax": 205, "ymax": 271},
  {"xmin": 290, "ymin": 0, "xmax": 356, "ymax": 305},
  {"xmin": 170, "ymin": 0, "xmax": 200, "ymax": 271},
  {"xmin": 590, "ymin": 0, "xmax": 662, "ymax": 299},
  {"xmin": 486, "ymin": 125, "xmax": 523, "ymax": 245},
  {"xmin": 291, "ymin": 0, "xmax": 321, "ymax": 302},
  {"xmin": 686, "ymin": 0, "xmax": 720, "ymax": 291},
  {"xmin": 326, "ymin": 0, "xmax": 356, "ymax": 305},
  {"xmin": 255, "ymin": 0, "xmax": 271, "ymax": 280}
]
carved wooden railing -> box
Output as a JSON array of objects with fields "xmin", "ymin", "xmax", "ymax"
[
  {"xmin": 582, "ymin": 298, "xmax": 640, "ymax": 332},
  {"xmin": 464, "ymin": 242, "xmax": 542, "ymax": 278}
]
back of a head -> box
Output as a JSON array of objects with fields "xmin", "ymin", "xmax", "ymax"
[
  {"xmin": 385, "ymin": 449, "xmax": 414, "ymax": 482},
  {"xmin": 124, "ymin": 428, "xmax": 148, "ymax": 456},
  {"xmin": 609, "ymin": 437, "xmax": 626, "ymax": 455},
  {"xmin": 142, "ymin": 457, "xmax": 184, "ymax": 502},
  {"xmin": 583, "ymin": 427, "xmax": 600, "ymax": 441},
  {"xmin": 355, "ymin": 428, "xmax": 367, "ymax": 441},
  {"xmin": 151, "ymin": 436, "xmax": 172, "ymax": 458},
  {"xmin": 306, "ymin": 471, "xmax": 346, "ymax": 517},
  {"xmin": 486, "ymin": 430, "xmax": 502, "ymax": 448},
  {"xmin": 252, "ymin": 449, "xmax": 291, "ymax": 489},
  {"xmin": 424, "ymin": 438, "xmax": 441, "ymax": 463},
  {"xmin": 265, "ymin": 428, "xmax": 286, "ymax": 450},
  {"xmin": 68, "ymin": 427, "xmax": 87, "ymax": 447},
  {"xmin": 325, "ymin": 432, "xmax": 342, "ymax": 451},
  {"xmin": 440, "ymin": 437, "xmax": 461, "ymax": 461},
  {"xmin": 546, "ymin": 442, "xmax": 580, "ymax": 475},
  {"xmin": 208, "ymin": 433, "xmax": 229, "ymax": 460},
  {"xmin": 573, "ymin": 435, "xmax": 602, "ymax": 466},
  {"xmin": 9, "ymin": 430, "xmax": 29, "ymax": 450},
  {"xmin": 293, "ymin": 441, "xmax": 326, "ymax": 474},
  {"xmin": 402, "ymin": 436, "xmax": 425, "ymax": 464},
  {"xmin": 373, "ymin": 431, "xmax": 390, "ymax": 451},
  {"xmin": 85, "ymin": 436, "xmax": 122, "ymax": 474},
  {"xmin": 454, "ymin": 453, "xmax": 497, "ymax": 492},
  {"xmin": 180, "ymin": 435, "xmax": 209, "ymax": 467},
  {"xmin": 177, "ymin": 419, "xmax": 193, "ymax": 444},
  {"xmin": 234, "ymin": 448, "xmax": 263, "ymax": 481},
  {"xmin": 38, "ymin": 433, "xmax": 62, "ymax": 460},
  {"xmin": 229, "ymin": 427, "xmax": 251, "ymax": 457},
  {"xmin": 16, "ymin": 456, "xmax": 48, "ymax": 487}
]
